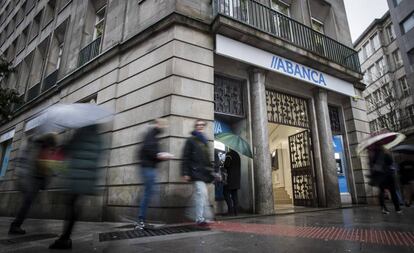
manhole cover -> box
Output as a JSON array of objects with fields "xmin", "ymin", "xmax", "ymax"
[
  {"xmin": 0, "ymin": 233, "xmax": 58, "ymax": 245},
  {"xmin": 99, "ymin": 225, "xmax": 210, "ymax": 242}
]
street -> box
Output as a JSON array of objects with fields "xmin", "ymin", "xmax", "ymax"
[{"xmin": 1, "ymin": 206, "xmax": 413, "ymax": 252}]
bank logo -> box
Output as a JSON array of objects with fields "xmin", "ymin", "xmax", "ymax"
[{"xmin": 270, "ymin": 56, "xmax": 327, "ymax": 86}]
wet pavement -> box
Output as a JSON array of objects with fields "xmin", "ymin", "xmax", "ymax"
[{"xmin": 0, "ymin": 206, "xmax": 413, "ymax": 252}]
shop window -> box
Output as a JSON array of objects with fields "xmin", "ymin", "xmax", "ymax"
[
  {"xmin": 401, "ymin": 12, "xmax": 414, "ymax": 34},
  {"xmin": 0, "ymin": 139, "xmax": 12, "ymax": 177}
]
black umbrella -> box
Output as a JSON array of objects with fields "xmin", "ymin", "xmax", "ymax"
[{"xmin": 391, "ymin": 144, "xmax": 414, "ymax": 154}]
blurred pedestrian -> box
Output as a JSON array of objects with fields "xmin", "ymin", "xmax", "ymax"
[
  {"xmin": 137, "ymin": 118, "xmax": 172, "ymax": 229},
  {"xmin": 368, "ymin": 145, "xmax": 402, "ymax": 214},
  {"xmin": 9, "ymin": 133, "xmax": 58, "ymax": 235},
  {"xmin": 223, "ymin": 149, "xmax": 241, "ymax": 216},
  {"xmin": 49, "ymin": 124, "xmax": 102, "ymax": 249},
  {"xmin": 398, "ymin": 157, "xmax": 414, "ymax": 207},
  {"xmin": 182, "ymin": 119, "xmax": 214, "ymax": 225}
]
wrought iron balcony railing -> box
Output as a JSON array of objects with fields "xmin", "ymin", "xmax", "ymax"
[
  {"xmin": 78, "ymin": 36, "xmax": 102, "ymax": 67},
  {"xmin": 42, "ymin": 69, "xmax": 59, "ymax": 92},
  {"xmin": 213, "ymin": 0, "xmax": 361, "ymax": 73},
  {"xmin": 27, "ymin": 82, "xmax": 40, "ymax": 101}
]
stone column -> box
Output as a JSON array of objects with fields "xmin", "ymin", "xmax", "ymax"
[
  {"xmin": 249, "ymin": 68, "xmax": 274, "ymax": 214},
  {"xmin": 314, "ymin": 88, "xmax": 341, "ymax": 208}
]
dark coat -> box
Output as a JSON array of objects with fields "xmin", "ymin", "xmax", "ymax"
[
  {"xmin": 139, "ymin": 127, "xmax": 162, "ymax": 168},
  {"xmin": 399, "ymin": 160, "xmax": 414, "ymax": 185},
  {"xmin": 66, "ymin": 125, "xmax": 102, "ymax": 195},
  {"xmin": 181, "ymin": 132, "xmax": 213, "ymax": 182},
  {"xmin": 224, "ymin": 150, "xmax": 241, "ymax": 190},
  {"xmin": 368, "ymin": 148, "xmax": 394, "ymax": 187}
]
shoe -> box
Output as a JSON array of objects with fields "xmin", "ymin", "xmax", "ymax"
[
  {"xmin": 49, "ymin": 238, "xmax": 72, "ymax": 249},
  {"xmin": 8, "ymin": 225, "xmax": 26, "ymax": 235},
  {"xmin": 134, "ymin": 218, "xmax": 145, "ymax": 230},
  {"xmin": 382, "ymin": 208, "xmax": 390, "ymax": 214},
  {"xmin": 396, "ymin": 209, "xmax": 403, "ymax": 214}
]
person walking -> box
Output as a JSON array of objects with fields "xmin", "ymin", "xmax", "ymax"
[
  {"xmin": 49, "ymin": 124, "xmax": 102, "ymax": 249},
  {"xmin": 223, "ymin": 149, "xmax": 241, "ymax": 216},
  {"xmin": 182, "ymin": 119, "xmax": 214, "ymax": 225},
  {"xmin": 9, "ymin": 133, "xmax": 57, "ymax": 235},
  {"xmin": 399, "ymin": 158, "xmax": 414, "ymax": 207},
  {"xmin": 137, "ymin": 118, "xmax": 171, "ymax": 229},
  {"xmin": 368, "ymin": 145, "xmax": 402, "ymax": 214}
]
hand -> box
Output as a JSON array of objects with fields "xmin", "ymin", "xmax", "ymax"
[
  {"xmin": 157, "ymin": 152, "xmax": 174, "ymax": 161},
  {"xmin": 183, "ymin": 176, "xmax": 191, "ymax": 182}
]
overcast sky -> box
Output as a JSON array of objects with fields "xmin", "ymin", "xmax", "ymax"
[{"xmin": 343, "ymin": 0, "xmax": 389, "ymax": 43}]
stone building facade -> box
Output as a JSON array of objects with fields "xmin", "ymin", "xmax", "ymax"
[
  {"xmin": 354, "ymin": 11, "xmax": 414, "ymax": 142},
  {"xmin": 0, "ymin": 0, "xmax": 371, "ymax": 222}
]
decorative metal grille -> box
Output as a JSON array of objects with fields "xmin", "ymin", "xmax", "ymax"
[
  {"xmin": 288, "ymin": 130, "xmax": 315, "ymax": 207},
  {"xmin": 329, "ymin": 106, "xmax": 341, "ymax": 133},
  {"xmin": 266, "ymin": 90, "xmax": 310, "ymax": 128},
  {"xmin": 214, "ymin": 75, "xmax": 244, "ymax": 117}
]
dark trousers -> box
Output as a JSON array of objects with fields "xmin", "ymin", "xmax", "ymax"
[
  {"xmin": 223, "ymin": 187, "xmax": 238, "ymax": 215},
  {"xmin": 61, "ymin": 194, "xmax": 80, "ymax": 240},
  {"xmin": 379, "ymin": 179, "xmax": 400, "ymax": 211},
  {"xmin": 11, "ymin": 178, "xmax": 46, "ymax": 228},
  {"xmin": 11, "ymin": 191, "xmax": 36, "ymax": 227}
]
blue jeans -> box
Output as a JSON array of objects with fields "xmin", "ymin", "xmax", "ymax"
[
  {"xmin": 139, "ymin": 167, "xmax": 156, "ymax": 221},
  {"xmin": 194, "ymin": 181, "xmax": 212, "ymax": 223}
]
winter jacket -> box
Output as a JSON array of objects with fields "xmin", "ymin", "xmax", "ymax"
[
  {"xmin": 139, "ymin": 127, "xmax": 162, "ymax": 168},
  {"xmin": 182, "ymin": 131, "xmax": 213, "ymax": 182},
  {"xmin": 66, "ymin": 124, "xmax": 102, "ymax": 195},
  {"xmin": 223, "ymin": 150, "xmax": 241, "ymax": 190}
]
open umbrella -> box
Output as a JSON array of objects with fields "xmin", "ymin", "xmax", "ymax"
[
  {"xmin": 215, "ymin": 132, "xmax": 252, "ymax": 158},
  {"xmin": 39, "ymin": 103, "xmax": 113, "ymax": 133},
  {"xmin": 357, "ymin": 132, "xmax": 406, "ymax": 154},
  {"xmin": 391, "ymin": 144, "xmax": 414, "ymax": 154}
]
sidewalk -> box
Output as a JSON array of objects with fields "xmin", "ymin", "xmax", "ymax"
[{"xmin": 1, "ymin": 206, "xmax": 413, "ymax": 252}]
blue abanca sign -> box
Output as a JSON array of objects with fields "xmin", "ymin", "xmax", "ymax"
[{"xmin": 270, "ymin": 56, "xmax": 327, "ymax": 86}]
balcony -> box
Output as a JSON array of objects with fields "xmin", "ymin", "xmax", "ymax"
[
  {"xmin": 78, "ymin": 36, "xmax": 102, "ymax": 67},
  {"xmin": 27, "ymin": 82, "xmax": 40, "ymax": 101},
  {"xmin": 42, "ymin": 69, "xmax": 59, "ymax": 92},
  {"xmin": 213, "ymin": 0, "xmax": 361, "ymax": 74}
]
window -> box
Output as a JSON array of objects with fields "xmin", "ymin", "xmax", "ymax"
[
  {"xmin": 56, "ymin": 42, "xmax": 63, "ymax": 69},
  {"xmin": 369, "ymin": 121, "xmax": 377, "ymax": 132},
  {"xmin": 399, "ymin": 76, "xmax": 410, "ymax": 97},
  {"xmin": 363, "ymin": 42, "xmax": 372, "ymax": 58},
  {"xmin": 376, "ymin": 57, "xmax": 386, "ymax": 76},
  {"xmin": 0, "ymin": 139, "xmax": 12, "ymax": 177},
  {"xmin": 29, "ymin": 10, "xmax": 43, "ymax": 41},
  {"xmin": 371, "ymin": 33, "xmax": 380, "ymax": 51},
  {"xmin": 365, "ymin": 94, "xmax": 374, "ymax": 111},
  {"xmin": 358, "ymin": 49, "xmax": 365, "ymax": 63},
  {"xmin": 368, "ymin": 65, "xmax": 376, "ymax": 81},
  {"xmin": 270, "ymin": 0, "xmax": 290, "ymax": 16},
  {"xmin": 407, "ymin": 105, "xmax": 414, "ymax": 116},
  {"xmin": 373, "ymin": 89, "xmax": 383, "ymax": 104},
  {"xmin": 401, "ymin": 12, "xmax": 414, "ymax": 34},
  {"xmin": 311, "ymin": 18, "xmax": 324, "ymax": 34},
  {"xmin": 393, "ymin": 0, "xmax": 402, "ymax": 6},
  {"xmin": 392, "ymin": 50, "xmax": 403, "ymax": 68},
  {"xmin": 42, "ymin": 0, "xmax": 56, "ymax": 28},
  {"xmin": 17, "ymin": 26, "xmax": 29, "ymax": 53},
  {"xmin": 386, "ymin": 24, "xmax": 396, "ymax": 42},
  {"xmin": 408, "ymin": 49, "xmax": 414, "ymax": 65},
  {"xmin": 93, "ymin": 6, "xmax": 106, "ymax": 40},
  {"xmin": 383, "ymin": 83, "xmax": 393, "ymax": 101}
]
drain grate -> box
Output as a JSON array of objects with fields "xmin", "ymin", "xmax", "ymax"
[
  {"xmin": 99, "ymin": 225, "xmax": 210, "ymax": 242},
  {"xmin": 0, "ymin": 233, "xmax": 58, "ymax": 245}
]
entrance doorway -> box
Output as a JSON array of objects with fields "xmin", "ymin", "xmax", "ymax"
[{"xmin": 266, "ymin": 90, "xmax": 317, "ymax": 209}]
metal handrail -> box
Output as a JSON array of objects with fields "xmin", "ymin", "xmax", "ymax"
[
  {"xmin": 78, "ymin": 36, "xmax": 102, "ymax": 67},
  {"xmin": 213, "ymin": 0, "xmax": 361, "ymax": 73}
]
